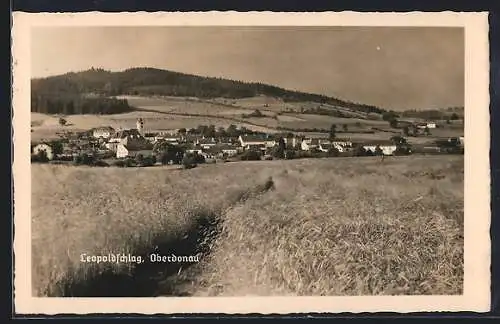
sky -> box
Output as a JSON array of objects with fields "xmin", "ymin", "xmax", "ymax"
[{"xmin": 31, "ymin": 26, "xmax": 464, "ymax": 111}]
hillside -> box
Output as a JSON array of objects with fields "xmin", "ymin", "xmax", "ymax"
[{"xmin": 31, "ymin": 67, "xmax": 387, "ymax": 115}]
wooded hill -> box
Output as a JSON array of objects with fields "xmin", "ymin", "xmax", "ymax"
[{"xmin": 31, "ymin": 67, "xmax": 387, "ymax": 115}]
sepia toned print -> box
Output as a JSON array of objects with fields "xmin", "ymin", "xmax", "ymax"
[{"xmin": 13, "ymin": 12, "xmax": 490, "ymax": 314}]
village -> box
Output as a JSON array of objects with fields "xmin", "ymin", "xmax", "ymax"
[{"xmin": 31, "ymin": 117, "xmax": 465, "ymax": 168}]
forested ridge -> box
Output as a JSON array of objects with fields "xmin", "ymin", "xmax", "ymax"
[{"xmin": 31, "ymin": 67, "xmax": 387, "ymax": 115}]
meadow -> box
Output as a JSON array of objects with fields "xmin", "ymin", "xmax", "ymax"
[{"xmin": 31, "ymin": 155, "xmax": 464, "ymax": 297}]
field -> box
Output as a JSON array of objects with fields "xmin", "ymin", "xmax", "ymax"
[{"xmin": 32, "ymin": 155, "xmax": 464, "ymax": 297}]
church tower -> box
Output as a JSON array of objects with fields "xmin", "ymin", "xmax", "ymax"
[{"xmin": 136, "ymin": 118, "xmax": 144, "ymax": 134}]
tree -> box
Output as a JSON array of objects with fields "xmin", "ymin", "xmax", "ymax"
[
  {"xmin": 389, "ymin": 119, "xmax": 398, "ymax": 129},
  {"xmin": 58, "ymin": 117, "xmax": 67, "ymax": 126},
  {"xmin": 450, "ymin": 113, "xmax": 459, "ymax": 120},
  {"xmin": 178, "ymin": 128, "xmax": 187, "ymax": 136},
  {"xmin": 329, "ymin": 124, "xmax": 337, "ymax": 140},
  {"xmin": 382, "ymin": 111, "xmax": 399, "ymax": 121},
  {"xmin": 226, "ymin": 124, "xmax": 239, "ymax": 137},
  {"xmin": 390, "ymin": 135, "xmax": 407, "ymax": 146},
  {"xmin": 272, "ymin": 137, "xmax": 286, "ymax": 159},
  {"xmin": 342, "ymin": 124, "xmax": 348, "ymax": 132},
  {"xmin": 252, "ymin": 109, "xmax": 264, "ymax": 117},
  {"xmin": 216, "ymin": 127, "xmax": 227, "ymax": 138},
  {"xmin": 182, "ymin": 153, "xmax": 197, "ymax": 169},
  {"xmin": 36, "ymin": 150, "xmax": 49, "ymax": 163}
]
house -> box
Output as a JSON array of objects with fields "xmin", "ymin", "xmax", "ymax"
[
  {"xmin": 185, "ymin": 145, "xmax": 204, "ymax": 155},
  {"xmin": 301, "ymin": 138, "xmax": 319, "ymax": 151},
  {"xmin": 265, "ymin": 137, "xmax": 277, "ymax": 148},
  {"xmin": 32, "ymin": 143, "xmax": 54, "ymax": 160},
  {"xmin": 331, "ymin": 139, "xmax": 353, "ymax": 152},
  {"xmin": 318, "ymin": 142, "xmax": 334, "ymax": 152},
  {"xmin": 116, "ymin": 142, "xmax": 154, "ymax": 159},
  {"xmin": 218, "ymin": 144, "xmax": 239, "ymax": 157},
  {"xmin": 415, "ymin": 122, "xmax": 437, "ymax": 130},
  {"xmin": 363, "ymin": 141, "xmax": 398, "ymax": 155},
  {"xmin": 92, "ymin": 126, "xmax": 115, "ymax": 139},
  {"xmin": 106, "ymin": 129, "xmax": 147, "ymax": 152},
  {"xmin": 197, "ymin": 138, "xmax": 218, "ymax": 149},
  {"xmin": 238, "ymin": 135, "xmax": 267, "ymax": 150},
  {"xmin": 283, "ymin": 136, "xmax": 299, "ymax": 148}
]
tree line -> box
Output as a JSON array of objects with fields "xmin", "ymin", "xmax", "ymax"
[
  {"xmin": 31, "ymin": 94, "xmax": 135, "ymax": 115},
  {"xmin": 31, "ymin": 67, "xmax": 387, "ymax": 115}
]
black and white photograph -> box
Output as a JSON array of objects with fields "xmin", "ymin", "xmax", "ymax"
[{"xmin": 13, "ymin": 12, "xmax": 490, "ymax": 314}]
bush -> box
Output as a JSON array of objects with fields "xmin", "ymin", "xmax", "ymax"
[
  {"xmin": 113, "ymin": 160, "xmax": 126, "ymax": 167},
  {"xmin": 32, "ymin": 151, "xmax": 49, "ymax": 163},
  {"xmin": 182, "ymin": 154, "xmax": 197, "ymax": 169},
  {"xmin": 140, "ymin": 155, "xmax": 156, "ymax": 167},
  {"xmin": 285, "ymin": 149, "xmax": 297, "ymax": 160},
  {"xmin": 93, "ymin": 160, "xmax": 109, "ymax": 167},
  {"xmin": 240, "ymin": 150, "xmax": 262, "ymax": 161},
  {"xmin": 125, "ymin": 158, "xmax": 136, "ymax": 167},
  {"xmin": 327, "ymin": 147, "xmax": 340, "ymax": 157}
]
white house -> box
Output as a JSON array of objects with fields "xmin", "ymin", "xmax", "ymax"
[
  {"xmin": 283, "ymin": 136, "xmax": 299, "ymax": 148},
  {"xmin": 219, "ymin": 144, "xmax": 239, "ymax": 157},
  {"xmin": 197, "ymin": 138, "xmax": 218, "ymax": 149},
  {"xmin": 265, "ymin": 138, "xmax": 276, "ymax": 148},
  {"xmin": 238, "ymin": 135, "xmax": 267, "ymax": 150},
  {"xmin": 330, "ymin": 140, "xmax": 353, "ymax": 153},
  {"xmin": 116, "ymin": 143, "xmax": 154, "ymax": 159},
  {"xmin": 301, "ymin": 138, "xmax": 319, "ymax": 151},
  {"xmin": 363, "ymin": 141, "xmax": 397, "ymax": 155},
  {"xmin": 32, "ymin": 143, "xmax": 54, "ymax": 160},
  {"xmin": 186, "ymin": 145, "xmax": 203, "ymax": 155},
  {"xmin": 92, "ymin": 126, "xmax": 115, "ymax": 139},
  {"xmin": 417, "ymin": 122, "xmax": 437, "ymax": 129}
]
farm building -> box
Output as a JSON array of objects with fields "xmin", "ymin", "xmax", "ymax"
[
  {"xmin": 363, "ymin": 141, "xmax": 398, "ymax": 156},
  {"xmin": 116, "ymin": 142, "xmax": 154, "ymax": 159},
  {"xmin": 32, "ymin": 143, "xmax": 54, "ymax": 160},
  {"xmin": 92, "ymin": 126, "xmax": 115, "ymax": 139}
]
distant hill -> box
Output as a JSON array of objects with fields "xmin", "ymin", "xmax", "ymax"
[{"xmin": 31, "ymin": 67, "xmax": 388, "ymax": 116}]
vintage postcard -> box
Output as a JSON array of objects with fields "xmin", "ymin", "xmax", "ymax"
[{"xmin": 12, "ymin": 11, "xmax": 490, "ymax": 314}]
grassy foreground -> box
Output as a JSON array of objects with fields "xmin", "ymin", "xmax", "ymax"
[{"xmin": 31, "ymin": 155, "xmax": 463, "ymax": 296}]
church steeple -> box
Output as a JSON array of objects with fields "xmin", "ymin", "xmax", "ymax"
[{"xmin": 136, "ymin": 118, "xmax": 144, "ymax": 134}]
